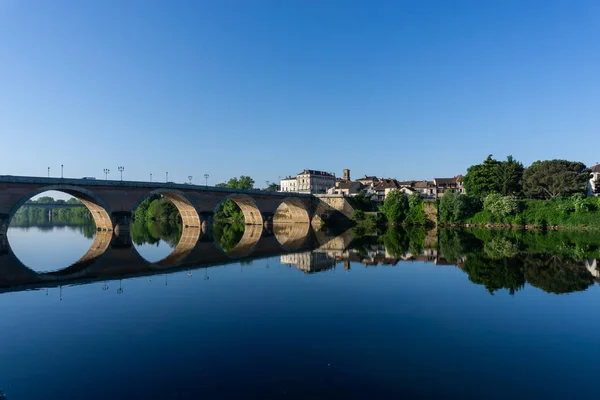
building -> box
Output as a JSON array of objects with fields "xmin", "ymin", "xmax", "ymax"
[
  {"xmin": 434, "ymin": 175, "xmax": 465, "ymax": 197},
  {"xmin": 326, "ymin": 169, "xmax": 366, "ymax": 196},
  {"xmin": 588, "ymin": 164, "xmax": 600, "ymax": 196},
  {"xmin": 413, "ymin": 180, "xmax": 437, "ymax": 199},
  {"xmin": 356, "ymin": 175, "xmax": 380, "ymax": 188},
  {"xmin": 373, "ymin": 179, "xmax": 401, "ymax": 202},
  {"xmin": 279, "ymin": 169, "xmax": 335, "ymax": 194}
]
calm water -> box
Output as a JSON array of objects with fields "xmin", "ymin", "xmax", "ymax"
[{"xmin": 1, "ymin": 223, "xmax": 600, "ymax": 399}]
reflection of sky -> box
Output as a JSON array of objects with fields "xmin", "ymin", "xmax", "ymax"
[
  {"xmin": 134, "ymin": 241, "xmax": 176, "ymax": 263},
  {"xmin": 7, "ymin": 226, "xmax": 94, "ymax": 272},
  {"xmin": 2, "ymin": 229, "xmax": 600, "ymax": 398}
]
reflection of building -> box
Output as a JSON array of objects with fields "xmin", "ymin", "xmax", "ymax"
[
  {"xmin": 280, "ymin": 251, "xmax": 337, "ymax": 273},
  {"xmin": 280, "ymin": 170, "xmax": 335, "ymax": 194}
]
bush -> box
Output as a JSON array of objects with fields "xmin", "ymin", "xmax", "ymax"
[{"xmin": 483, "ymin": 193, "xmax": 519, "ymax": 221}]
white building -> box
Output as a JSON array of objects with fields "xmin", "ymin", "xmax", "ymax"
[
  {"xmin": 588, "ymin": 164, "xmax": 600, "ymax": 196},
  {"xmin": 279, "ymin": 169, "xmax": 335, "ymax": 194}
]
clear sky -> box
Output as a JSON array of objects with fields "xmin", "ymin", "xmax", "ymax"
[{"xmin": 1, "ymin": 0, "xmax": 599, "ymax": 187}]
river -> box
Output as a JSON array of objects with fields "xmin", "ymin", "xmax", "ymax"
[{"xmin": 1, "ymin": 221, "xmax": 599, "ymax": 399}]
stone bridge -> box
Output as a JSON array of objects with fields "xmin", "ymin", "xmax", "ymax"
[{"xmin": 0, "ymin": 175, "xmax": 317, "ymax": 235}]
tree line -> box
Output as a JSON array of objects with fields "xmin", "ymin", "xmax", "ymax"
[{"xmin": 438, "ymin": 156, "xmax": 598, "ymax": 227}]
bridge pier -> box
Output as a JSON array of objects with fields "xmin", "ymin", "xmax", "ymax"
[
  {"xmin": 199, "ymin": 212, "xmax": 214, "ymax": 233},
  {"xmin": 262, "ymin": 212, "xmax": 274, "ymax": 229},
  {"xmin": 111, "ymin": 211, "xmax": 130, "ymax": 235},
  {"xmin": 0, "ymin": 234, "xmax": 8, "ymax": 255},
  {"xmin": 0, "ymin": 213, "xmax": 9, "ymax": 236}
]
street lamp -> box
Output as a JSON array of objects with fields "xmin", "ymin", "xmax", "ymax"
[
  {"xmin": 61, "ymin": 164, "xmax": 64, "ymax": 178},
  {"xmin": 150, "ymin": 173, "xmax": 152, "ymax": 182},
  {"xmin": 166, "ymin": 172, "xmax": 169, "ymax": 183},
  {"xmin": 266, "ymin": 180, "xmax": 270, "ymax": 191},
  {"xmin": 204, "ymin": 174, "xmax": 209, "ymax": 187},
  {"xmin": 118, "ymin": 166, "xmax": 124, "ymax": 181},
  {"xmin": 103, "ymin": 168, "xmax": 110, "ymax": 180},
  {"xmin": 188, "ymin": 175, "xmax": 193, "ymax": 184}
]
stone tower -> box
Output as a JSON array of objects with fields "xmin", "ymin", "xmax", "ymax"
[{"xmin": 343, "ymin": 169, "xmax": 350, "ymax": 181}]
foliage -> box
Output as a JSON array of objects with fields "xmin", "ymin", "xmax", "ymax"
[
  {"xmin": 348, "ymin": 192, "xmax": 374, "ymax": 211},
  {"xmin": 462, "ymin": 154, "xmax": 500, "ymax": 198},
  {"xmin": 213, "ymin": 223, "xmax": 245, "ymax": 251},
  {"xmin": 483, "ymin": 193, "xmax": 519, "ymax": 221},
  {"xmin": 522, "ymin": 159, "xmax": 589, "ymax": 199},
  {"xmin": 265, "ymin": 183, "xmax": 280, "ymax": 191},
  {"xmin": 351, "ymin": 209, "xmax": 366, "ymax": 222},
  {"xmin": 380, "ymin": 227, "xmax": 409, "ymax": 257},
  {"xmin": 496, "ymin": 155, "xmax": 524, "ymax": 196},
  {"xmin": 438, "ymin": 192, "xmax": 481, "ymax": 223},
  {"xmin": 130, "ymin": 219, "xmax": 182, "ymax": 247},
  {"xmin": 524, "ymin": 256, "xmax": 595, "ymax": 294},
  {"xmin": 215, "ymin": 199, "xmax": 244, "ymax": 222},
  {"xmin": 217, "ymin": 176, "xmax": 255, "ymax": 190},
  {"xmin": 379, "ymin": 190, "xmax": 409, "ymax": 224}
]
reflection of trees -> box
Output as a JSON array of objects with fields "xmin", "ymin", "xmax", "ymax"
[
  {"xmin": 130, "ymin": 220, "xmax": 182, "ymax": 248},
  {"xmin": 11, "ymin": 212, "xmax": 96, "ymax": 239},
  {"xmin": 381, "ymin": 227, "xmax": 409, "ymax": 258},
  {"xmin": 438, "ymin": 229, "xmax": 479, "ymax": 262},
  {"xmin": 213, "ymin": 223, "xmax": 245, "ymax": 252},
  {"xmin": 524, "ymin": 255, "xmax": 594, "ymax": 294},
  {"xmin": 483, "ymin": 237, "xmax": 519, "ymax": 260},
  {"xmin": 462, "ymin": 254, "xmax": 525, "ymax": 295}
]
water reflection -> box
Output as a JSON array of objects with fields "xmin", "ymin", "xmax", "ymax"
[{"xmin": 2, "ymin": 218, "xmax": 600, "ymax": 296}]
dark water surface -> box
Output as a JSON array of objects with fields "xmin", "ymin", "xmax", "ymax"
[{"xmin": 1, "ymin": 223, "xmax": 600, "ymax": 399}]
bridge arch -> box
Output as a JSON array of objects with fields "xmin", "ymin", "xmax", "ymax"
[
  {"xmin": 214, "ymin": 194, "xmax": 263, "ymax": 225},
  {"xmin": 274, "ymin": 223, "xmax": 311, "ymax": 250},
  {"xmin": 8, "ymin": 184, "xmax": 113, "ymax": 231},
  {"xmin": 273, "ymin": 198, "xmax": 310, "ymax": 224},
  {"xmin": 131, "ymin": 189, "xmax": 201, "ymax": 228},
  {"xmin": 214, "ymin": 223, "xmax": 263, "ymax": 258}
]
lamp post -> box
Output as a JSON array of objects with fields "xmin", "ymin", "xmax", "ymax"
[
  {"xmin": 150, "ymin": 173, "xmax": 152, "ymax": 182},
  {"xmin": 61, "ymin": 164, "xmax": 64, "ymax": 178},
  {"xmin": 188, "ymin": 175, "xmax": 193, "ymax": 184},
  {"xmin": 47, "ymin": 167, "xmax": 50, "ymax": 177},
  {"xmin": 118, "ymin": 166, "xmax": 124, "ymax": 181},
  {"xmin": 166, "ymin": 172, "xmax": 169, "ymax": 183},
  {"xmin": 103, "ymin": 168, "xmax": 110, "ymax": 180},
  {"xmin": 204, "ymin": 174, "xmax": 209, "ymax": 187}
]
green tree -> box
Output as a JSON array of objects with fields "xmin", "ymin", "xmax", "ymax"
[
  {"xmin": 462, "ymin": 155, "xmax": 500, "ymax": 198},
  {"xmin": 522, "ymin": 160, "xmax": 589, "ymax": 199},
  {"xmin": 438, "ymin": 192, "xmax": 481, "ymax": 223},
  {"xmin": 496, "ymin": 155, "xmax": 524, "ymax": 196},
  {"xmin": 379, "ymin": 190, "xmax": 409, "ymax": 224},
  {"xmin": 265, "ymin": 183, "xmax": 280, "ymax": 191},
  {"xmin": 219, "ymin": 176, "xmax": 255, "ymax": 190}
]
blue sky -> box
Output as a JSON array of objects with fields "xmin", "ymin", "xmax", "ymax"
[{"xmin": 1, "ymin": 0, "xmax": 599, "ymax": 187}]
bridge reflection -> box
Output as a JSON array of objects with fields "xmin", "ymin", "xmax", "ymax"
[{"xmin": 0, "ymin": 224, "xmax": 349, "ymax": 293}]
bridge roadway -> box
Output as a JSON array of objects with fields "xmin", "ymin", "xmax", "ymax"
[
  {"xmin": 0, "ymin": 175, "xmax": 316, "ymax": 235},
  {"xmin": 0, "ymin": 223, "xmax": 353, "ymax": 294}
]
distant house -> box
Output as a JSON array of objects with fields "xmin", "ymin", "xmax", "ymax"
[
  {"xmin": 373, "ymin": 179, "xmax": 401, "ymax": 201},
  {"xmin": 356, "ymin": 175, "xmax": 380, "ymax": 188},
  {"xmin": 413, "ymin": 180, "xmax": 437, "ymax": 200},
  {"xmin": 588, "ymin": 164, "xmax": 600, "ymax": 196},
  {"xmin": 433, "ymin": 175, "xmax": 465, "ymax": 197},
  {"xmin": 328, "ymin": 180, "xmax": 363, "ymax": 196},
  {"xmin": 279, "ymin": 169, "xmax": 335, "ymax": 194}
]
